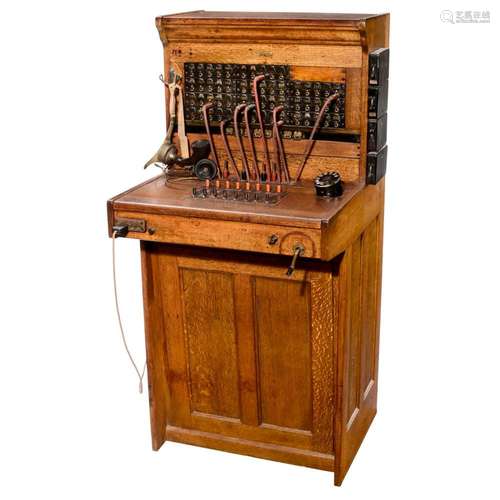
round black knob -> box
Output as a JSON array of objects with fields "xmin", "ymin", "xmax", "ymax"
[
  {"xmin": 193, "ymin": 159, "xmax": 218, "ymax": 181},
  {"xmin": 314, "ymin": 171, "xmax": 343, "ymax": 198}
]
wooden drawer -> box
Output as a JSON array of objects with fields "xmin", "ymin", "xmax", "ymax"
[{"xmin": 112, "ymin": 210, "xmax": 322, "ymax": 258}]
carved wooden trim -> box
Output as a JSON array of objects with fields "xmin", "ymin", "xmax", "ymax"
[
  {"xmin": 156, "ymin": 18, "xmax": 365, "ymax": 46},
  {"xmin": 310, "ymin": 271, "xmax": 335, "ymax": 454}
]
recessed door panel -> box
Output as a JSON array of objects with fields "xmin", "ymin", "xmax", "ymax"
[
  {"xmin": 181, "ymin": 269, "xmax": 240, "ymax": 419},
  {"xmin": 254, "ymin": 277, "xmax": 312, "ymax": 431}
]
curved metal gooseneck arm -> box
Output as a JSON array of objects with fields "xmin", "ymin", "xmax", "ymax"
[{"xmin": 295, "ymin": 93, "xmax": 339, "ymax": 182}]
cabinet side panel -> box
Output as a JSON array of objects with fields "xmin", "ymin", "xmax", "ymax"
[
  {"xmin": 347, "ymin": 237, "xmax": 362, "ymax": 426},
  {"xmin": 181, "ymin": 268, "xmax": 241, "ymax": 419},
  {"xmin": 360, "ymin": 218, "xmax": 379, "ymax": 397},
  {"xmin": 334, "ymin": 204, "xmax": 384, "ymax": 485},
  {"xmin": 254, "ymin": 277, "xmax": 312, "ymax": 431}
]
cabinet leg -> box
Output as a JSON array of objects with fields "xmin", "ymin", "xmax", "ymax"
[{"xmin": 141, "ymin": 242, "xmax": 168, "ymax": 451}]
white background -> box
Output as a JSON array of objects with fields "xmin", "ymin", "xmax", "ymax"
[{"xmin": 1, "ymin": 1, "xmax": 499, "ymax": 498}]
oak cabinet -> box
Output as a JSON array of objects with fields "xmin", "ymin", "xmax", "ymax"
[
  {"xmin": 108, "ymin": 10, "xmax": 389, "ymax": 486},
  {"xmin": 140, "ymin": 211, "xmax": 383, "ymax": 484}
]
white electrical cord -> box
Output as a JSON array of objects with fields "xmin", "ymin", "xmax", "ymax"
[{"xmin": 112, "ymin": 231, "xmax": 147, "ymax": 394}]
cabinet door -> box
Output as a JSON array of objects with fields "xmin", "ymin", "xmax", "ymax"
[{"xmin": 142, "ymin": 243, "xmax": 337, "ymax": 457}]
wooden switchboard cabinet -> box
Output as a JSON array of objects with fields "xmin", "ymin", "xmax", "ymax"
[{"xmin": 108, "ymin": 11, "xmax": 389, "ymax": 486}]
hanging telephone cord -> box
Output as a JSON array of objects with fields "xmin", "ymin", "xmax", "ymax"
[{"xmin": 112, "ymin": 230, "xmax": 147, "ymax": 394}]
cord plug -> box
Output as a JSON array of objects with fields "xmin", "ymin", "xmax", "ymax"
[{"xmin": 112, "ymin": 224, "xmax": 129, "ymax": 237}]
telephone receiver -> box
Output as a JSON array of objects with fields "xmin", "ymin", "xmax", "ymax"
[{"xmin": 144, "ymin": 139, "xmax": 215, "ymax": 179}]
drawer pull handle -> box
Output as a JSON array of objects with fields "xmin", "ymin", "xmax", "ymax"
[{"xmin": 286, "ymin": 244, "xmax": 305, "ymax": 276}]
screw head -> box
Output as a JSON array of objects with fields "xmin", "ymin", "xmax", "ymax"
[{"xmin": 268, "ymin": 234, "xmax": 279, "ymax": 245}]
